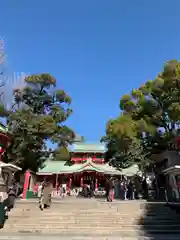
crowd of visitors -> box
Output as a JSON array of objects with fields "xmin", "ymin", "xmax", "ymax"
[
  {"xmin": 35, "ymin": 175, "xmax": 151, "ymax": 208},
  {"xmin": 0, "ymin": 174, "xmax": 157, "ymax": 216}
]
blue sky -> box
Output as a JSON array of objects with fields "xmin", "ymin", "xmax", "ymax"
[{"xmin": 1, "ymin": 0, "xmax": 180, "ymax": 142}]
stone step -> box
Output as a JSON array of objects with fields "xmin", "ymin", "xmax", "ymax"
[
  {"xmin": 7, "ymin": 213, "xmax": 180, "ymax": 220},
  {"xmin": 13, "ymin": 206, "xmax": 144, "ymax": 210},
  {"xmin": 16, "ymin": 201, "xmax": 144, "ymax": 204},
  {"xmin": 1, "ymin": 234, "xmax": 180, "ymax": 240},
  {"xmin": 13, "ymin": 204, "xmax": 142, "ymax": 207},
  {"xmin": 6, "ymin": 220, "xmax": 180, "ymax": 225},
  {"xmin": 6, "ymin": 217, "xmax": 180, "ymax": 226},
  {"xmin": 9, "ymin": 213, "xmax": 171, "ymax": 218},
  {"xmin": 13, "ymin": 206, "xmax": 144, "ymax": 211},
  {"xmin": 6, "ymin": 218, "xmax": 140, "ymax": 222},
  {"xmin": 8, "ymin": 212, "xmax": 143, "ymax": 216},
  {"xmin": 2, "ymin": 201, "xmax": 180, "ymax": 237},
  {"xmin": 8, "ymin": 214, "xmax": 133, "ymax": 218},
  {"xmin": 12, "ymin": 205, "xmax": 169, "ymax": 210},
  {"xmin": 2, "ymin": 226, "xmax": 180, "ymax": 234},
  {"xmin": 4, "ymin": 216, "xmax": 180, "ymax": 224},
  {"xmin": 8, "ymin": 213, "xmax": 179, "ymax": 220},
  {"xmin": 4, "ymin": 221, "xmax": 180, "ymax": 227},
  {"xmin": 3, "ymin": 226, "xmax": 180, "ymax": 234},
  {"xmin": 14, "ymin": 204, "xmax": 167, "ymax": 210},
  {"xmin": 9, "ymin": 217, "xmax": 174, "ymax": 222},
  {"xmin": 13, "ymin": 209, "xmax": 144, "ymax": 213},
  {"xmin": 6, "ymin": 222, "xmax": 177, "ymax": 227},
  {"xmin": 11, "ymin": 208, "xmax": 144, "ymax": 211},
  {"xmin": 10, "ymin": 212, "xmax": 143, "ymax": 216},
  {"xmin": 13, "ymin": 206, "xmax": 141, "ymax": 210},
  {"xmin": 6, "ymin": 213, "xmax": 180, "ymax": 219}
]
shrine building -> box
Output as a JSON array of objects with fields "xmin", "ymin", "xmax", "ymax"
[
  {"xmin": 22, "ymin": 141, "xmax": 141, "ymax": 199},
  {"xmin": 37, "ymin": 142, "xmax": 121, "ymax": 191}
]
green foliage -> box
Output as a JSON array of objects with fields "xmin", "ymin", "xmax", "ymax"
[
  {"xmin": 53, "ymin": 146, "xmax": 70, "ymax": 161},
  {"xmin": 0, "ymin": 104, "xmax": 8, "ymax": 117},
  {"xmin": 103, "ymin": 60, "xmax": 180, "ymax": 169},
  {"xmin": 4, "ymin": 73, "xmax": 75, "ymax": 172}
]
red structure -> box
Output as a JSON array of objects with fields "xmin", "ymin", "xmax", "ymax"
[
  {"xmin": 22, "ymin": 170, "xmax": 31, "ymax": 199},
  {"xmin": 0, "ymin": 126, "xmax": 11, "ymax": 161}
]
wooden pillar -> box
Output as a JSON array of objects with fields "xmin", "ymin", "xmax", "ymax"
[
  {"xmin": 67, "ymin": 176, "xmax": 72, "ymax": 196},
  {"xmin": 80, "ymin": 176, "xmax": 83, "ymax": 187},
  {"xmin": 95, "ymin": 178, "xmax": 98, "ymax": 190},
  {"xmin": 22, "ymin": 170, "xmax": 30, "ymax": 200},
  {"xmin": 55, "ymin": 174, "xmax": 58, "ymax": 189},
  {"xmin": 69, "ymin": 176, "xmax": 72, "ymax": 188},
  {"xmin": 55, "ymin": 174, "xmax": 59, "ymax": 197}
]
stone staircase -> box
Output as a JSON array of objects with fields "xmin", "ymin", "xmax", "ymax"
[{"xmin": 1, "ymin": 198, "xmax": 180, "ymax": 238}]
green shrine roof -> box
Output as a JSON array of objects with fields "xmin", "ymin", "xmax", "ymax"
[
  {"xmin": 69, "ymin": 142, "xmax": 106, "ymax": 153},
  {"xmin": 37, "ymin": 158, "xmax": 121, "ymax": 175}
]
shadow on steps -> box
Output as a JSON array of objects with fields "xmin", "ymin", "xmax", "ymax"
[{"xmin": 138, "ymin": 201, "xmax": 180, "ymax": 239}]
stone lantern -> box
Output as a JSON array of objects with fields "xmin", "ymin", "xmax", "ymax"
[{"xmin": 0, "ymin": 124, "xmax": 21, "ymax": 202}]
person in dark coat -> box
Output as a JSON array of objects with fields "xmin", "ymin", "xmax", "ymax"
[
  {"xmin": 90, "ymin": 180, "xmax": 95, "ymax": 198},
  {"xmin": 142, "ymin": 178, "xmax": 148, "ymax": 199},
  {"xmin": 127, "ymin": 180, "xmax": 134, "ymax": 200},
  {"xmin": 105, "ymin": 179, "xmax": 110, "ymax": 201},
  {"xmin": 105, "ymin": 177, "xmax": 114, "ymax": 201},
  {"xmin": 42, "ymin": 180, "xmax": 53, "ymax": 208},
  {"xmin": 7, "ymin": 179, "xmax": 18, "ymax": 211},
  {"xmin": 83, "ymin": 184, "xmax": 89, "ymax": 198}
]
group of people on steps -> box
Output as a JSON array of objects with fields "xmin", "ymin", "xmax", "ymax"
[{"xmin": 2, "ymin": 175, "xmax": 149, "ymax": 215}]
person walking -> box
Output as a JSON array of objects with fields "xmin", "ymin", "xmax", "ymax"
[
  {"xmin": 39, "ymin": 178, "xmax": 53, "ymax": 210},
  {"xmin": 109, "ymin": 178, "xmax": 115, "ymax": 201},
  {"xmin": 127, "ymin": 180, "xmax": 134, "ymax": 200},
  {"xmin": 105, "ymin": 177, "xmax": 114, "ymax": 202},
  {"xmin": 7, "ymin": 179, "xmax": 18, "ymax": 211},
  {"xmin": 123, "ymin": 179, "xmax": 128, "ymax": 200},
  {"xmin": 105, "ymin": 178, "xmax": 110, "ymax": 201},
  {"xmin": 43, "ymin": 180, "xmax": 53, "ymax": 208},
  {"xmin": 90, "ymin": 180, "xmax": 95, "ymax": 198},
  {"xmin": 38, "ymin": 182, "xmax": 44, "ymax": 210},
  {"xmin": 62, "ymin": 183, "xmax": 66, "ymax": 197},
  {"xmin": 38, "ymin": 182, "xmax": 43, "ymax": 198}
]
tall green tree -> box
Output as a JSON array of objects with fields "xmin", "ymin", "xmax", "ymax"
[
  {"xmin": 0, "ymin": 43, "xmax": 8, "ymax": 118},
  {"xmin": 4, "ymin": 73, "xmax": 75, "ymax": 171},
  {"xmin": 103, "ymin": 60, "xmax": 180, "ymax": 169}
]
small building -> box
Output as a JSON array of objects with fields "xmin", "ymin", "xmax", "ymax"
[
  {"xmin": 0, "ymin": 123, "xmax": 21, "ymax": 204},
  {"xmin": 163, "ymin": 165, "xmax": 180, "ymax": 202},
  {"xmin": 152, "ymin": 149, "xmax": 180, "ymax": 202}
]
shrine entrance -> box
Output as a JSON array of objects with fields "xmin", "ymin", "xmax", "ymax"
[
  {"xmin": 82, "ymin": 172, "xmax": 96, "ymax": 185},
  {"xmin": 70, "ymin": 171, "xmax": 106, "ymax": 190}
]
